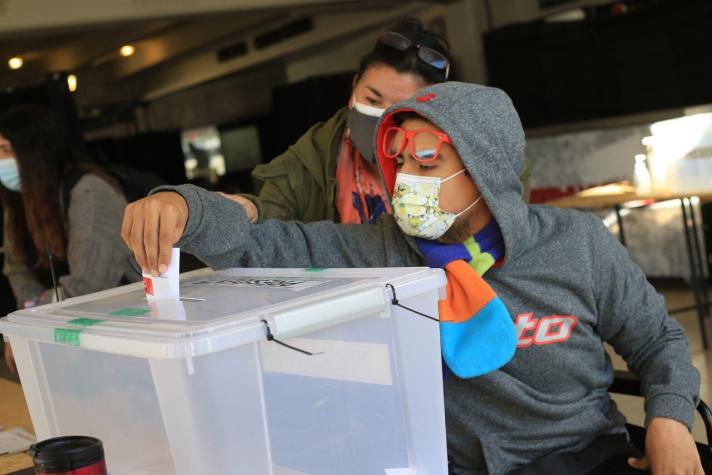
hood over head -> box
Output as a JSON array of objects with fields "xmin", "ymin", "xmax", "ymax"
[{"xmin": 375, "ymin": 81, "xmax": 530, "ymax": 260}]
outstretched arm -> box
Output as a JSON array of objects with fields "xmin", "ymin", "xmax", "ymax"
[{"xmin": 122, "ymin": 184, "xmax": 421, "ymax": 274}]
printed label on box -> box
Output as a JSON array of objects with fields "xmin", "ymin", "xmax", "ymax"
[{"xmin": 189, "ymin": 278, "xmax": 327, "ymax": 292}]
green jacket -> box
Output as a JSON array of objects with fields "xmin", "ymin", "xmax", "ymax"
[
  {"xmin": 250, "ymin": 107, "xmax": 532, "ymax": 222},
  {"xmin": 250, "ymin": 108, "xmax": 348, "ymax": 222}
]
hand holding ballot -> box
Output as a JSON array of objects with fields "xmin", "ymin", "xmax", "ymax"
[
  {"xmin": 122, "ymin": 190, "xmax": 255, "ymax": 276},
  {"xmin": 122, "ymin": 191, "xmax": 189, "ymax": 276}
]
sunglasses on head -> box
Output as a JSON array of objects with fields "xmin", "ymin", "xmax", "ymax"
[{"xmin": 378, "ymin": 31, "xmax": 450, "ymax": 80}]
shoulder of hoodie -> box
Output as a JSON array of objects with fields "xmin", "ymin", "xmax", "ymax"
[
  {"xmin": 527, "ymin": 204, "xmax": 611, "ymax": 246},
  {"xmin": 252, "ymin": 107, "xmax": 348, "ymax": 180}
]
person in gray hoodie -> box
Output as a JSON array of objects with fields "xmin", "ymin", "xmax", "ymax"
[{"xmin": 122, "ymin": 82, "xmax": 702, "ymax": 475}]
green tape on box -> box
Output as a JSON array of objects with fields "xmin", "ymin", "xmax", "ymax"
[
  {"xmin": 54, "ymin": 318, "xmax": 104, "ymax": 347},
  {"xmin": 110, "ymin": 307, "xmax": 150, "ymax": 317},
  {"xmin": 68, "ymin": 318, "xmax": 103, "ymax": 327},
  {"xmin": 304, "ymin": 268, "xmax": 326, "ymax": 272},
  {"xmin": 54, "ymin": 328, "xmax": 82, "ymax": 346}
]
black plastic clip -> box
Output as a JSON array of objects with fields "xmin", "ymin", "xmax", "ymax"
[
  {"xmin": 261, "ymin": 320, "xmax": 323, "ymax": 356},
  {"xmin": 385, "ymin": 283, "xmax": 440, "ymax": 323}
]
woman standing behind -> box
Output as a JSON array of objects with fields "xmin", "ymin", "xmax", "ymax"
[
  {"xmin": 0, "ymin": 105, "xmax": 138, "ymax": 373},
  {"xmin": 226, "ymin": 19, "xmax": 530, "ymax": 224},
  {"xmin": 235, "ymin": 19, "xmax": 462, "ymax": 224}
]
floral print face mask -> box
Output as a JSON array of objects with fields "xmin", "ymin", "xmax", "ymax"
[{"xmin": 392, "ymin": 169, "xmax": 482, "ymax": 240}]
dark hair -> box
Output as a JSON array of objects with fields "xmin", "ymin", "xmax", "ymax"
[
  {"xmin": 0, "ymin": 105, "xmax": 119, "ymax": 268},
  {"xmin": 357, "ymin": 18, "xmax": 451, "ymax": 85},
  {"xmin": 394, "ymin": 111, "xmax": 425, "ymax": 125}
]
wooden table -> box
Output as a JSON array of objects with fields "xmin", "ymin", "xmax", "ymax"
[
  {"xmin": 0, "ymin": 378, "xmax": 34, "ymax": 473},
  {"xmin": 546, "ymin": 182, "xmax": 712, "ymax": 209},
  {"xmin": 547, "ymin": 182, "xmax": 712, "ymax": 348}
]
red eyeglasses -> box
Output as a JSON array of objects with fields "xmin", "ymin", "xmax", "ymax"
[{"xmin": 381, "ymin": 126, "xmax": 453, "ymax": 163}]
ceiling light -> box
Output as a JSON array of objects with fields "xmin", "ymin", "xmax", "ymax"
[
  {"xmin": 67, "ymin": 74, "xmax": 77, "ymax": 93},
  {"xmin": 119, "ymin": 45, "xmax": 135, "ymax": 57},
  {"xmin": 8, "ymin": 57, "xmax": 23, "ymax": 70}
]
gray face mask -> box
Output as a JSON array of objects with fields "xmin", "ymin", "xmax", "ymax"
[{"xmin": 346, "ymin": 96, "xmax": 385, "ymax": 163}]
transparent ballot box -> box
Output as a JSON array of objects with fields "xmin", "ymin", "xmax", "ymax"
[{"xmin": 0, "ymin": 267, "xmax": 447, "ymax": 475}]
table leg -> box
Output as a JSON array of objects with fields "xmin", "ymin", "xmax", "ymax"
[
  {"xmin": 614, "ymin": 205, "xmax": 626, "ymax": 247},
  {"xmin": 688, "ymin": 198, "xmax": 710, "ymax": 313},
  {"xmin": 680, "ymin": 198, "xmax": 709, "ymax": 350}
]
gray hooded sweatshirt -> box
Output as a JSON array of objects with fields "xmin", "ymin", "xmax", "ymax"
[{"xmin": 158, "ymin": 82, "xmax": 700, "ymax": 474}]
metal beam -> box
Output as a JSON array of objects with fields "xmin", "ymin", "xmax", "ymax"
[
  {"xmin": 0, "ymin": 0, "xmax": 356, "ymax": 34},
  {"xmin": 109, "ymin": 11, "xmax": 281, "ymax": 78},
  {"xmin": 30, "ymin": 21, "xmax": 174, "ymax": 72},
  {"xmin": 137, "ymin": 3, "xmax": 427, "ymax": 100}
]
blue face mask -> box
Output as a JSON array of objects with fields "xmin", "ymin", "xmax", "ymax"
[{"xmin": 0, "ymin": 158, "xmax": 21, "ymax": 192}]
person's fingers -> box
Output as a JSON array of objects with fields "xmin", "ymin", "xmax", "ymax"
[
  {"xmin": 122, "ymin": 193, "xmax": 188, "ymax": 273},
  {"xmin": 691, "ymin": 452, "xmax": 704, "ymax": 475},
  {"xmin": 144, "ymin": 200, "xmax": 162, "ymax": 276},
  {"xmin": 129, "ymin": 204, "xmax": 149, "ymax": 272},
  {"xmin": 627, "ymin": 456, "xmax": 651, "ymax": 471},
  {"xmin": 121, "ymin": 202, "xmax": 135, "ymax": 248},
  {"xmin": 157, "ymin": 209, "xmax": 178, "ymax": 275}
]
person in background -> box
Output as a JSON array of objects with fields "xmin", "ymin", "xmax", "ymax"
[
  {"xmin": 230, "ymin": 18, "xmax": 530, "ymax": 224},
  {"xmin": 0, "ymin": 105, "xmax": 138, "ymax": 373},
  {"xmin": 123, "ymin": 82, "xmax": 701, "ymax": 474}
]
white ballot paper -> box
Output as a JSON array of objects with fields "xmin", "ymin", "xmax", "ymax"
[
  {"xmin": 149, "ymin": 299, "xmax": 187, "ymax": 321},
  {"xmin": 143, "ymin": 248, "xmax": 180, "ymax": 301}
]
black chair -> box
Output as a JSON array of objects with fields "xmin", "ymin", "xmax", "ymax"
[{"xmin": 610, "ymin": 370, "xmax": 712, "ymax": 468}]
